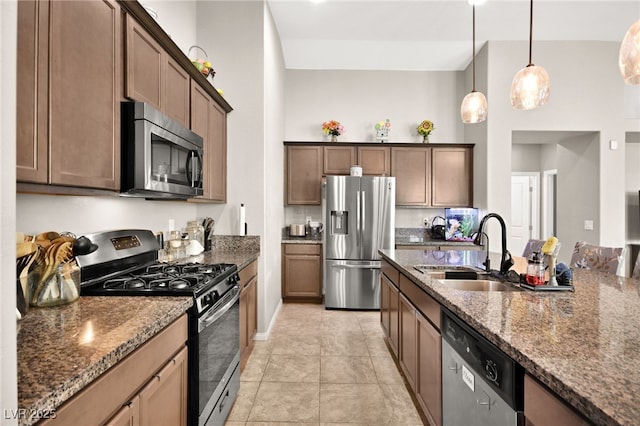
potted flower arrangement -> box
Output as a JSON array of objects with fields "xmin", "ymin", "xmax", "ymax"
[
  {"xmin": 322, "ymin": 120, "xmax": 345, "ymax": 142},
  {"xmin": 417, "ymin": 120, "xmax": 435, "ymax": 143}
]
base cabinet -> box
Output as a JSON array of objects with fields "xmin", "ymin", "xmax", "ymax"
[
  {"xmin": 282, "ymin": 244, "xmax": 323, "ymax": 302},
  {"xmin": 417, "ymin": 312, "xmax": 442, "ymax": 426},
  {"xmin": 239, "ymin": 260, "xmax": 258, "ymax": 371},
  {"xmin": 41, "ymin": 315, "xmax": 188, "ymax": 426},
  {"xmin": 381, "ymin": 259, "xmax": 441, "ymax": 426},
  {"xmin": 380, "ymin": 263, "xmax": 400, "ymax": 358},
  {"xmin": 524, "ymin": 374, "xmax": 590, "ymax": 426}
]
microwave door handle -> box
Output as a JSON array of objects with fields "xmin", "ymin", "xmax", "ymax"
[
  {"xmin": 193, "ymin": 150, "xmax": 203, "ymax": 188},
  {"xmin": 185, "ymin": 150, "xmax": 201, "ymax": 188}
]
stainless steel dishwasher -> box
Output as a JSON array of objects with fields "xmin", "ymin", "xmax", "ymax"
[{"xmin": 441, "ymin": 308, "xmax": 524, "ymax": 426}]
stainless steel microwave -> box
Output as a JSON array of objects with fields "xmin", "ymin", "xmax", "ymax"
[{"xmin": 121, "ymin": 102, "xmax": 203, "ymax": 199}]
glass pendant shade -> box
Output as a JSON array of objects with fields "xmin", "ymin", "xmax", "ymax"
[
  {"xmin": 461, "ymin": 91, "xmax": 488, "ymax": 123},
  {"xmin": 510, "ymin": 64, "xmax": 550, "ymax": 110},
  {"xmin": 619, "ymin": 19, "xmax": 640, "ymax": 85}
]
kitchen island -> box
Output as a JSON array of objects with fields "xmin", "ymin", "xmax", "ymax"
[{"xmin": 381, "ymin": 248, "xmax": 640, "ymax": 426}]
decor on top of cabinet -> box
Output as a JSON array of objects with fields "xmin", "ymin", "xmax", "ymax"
[
  {"xmin": 375, "ymin": 119, "xmax": 391, "ymax": 142},
  {"xmin": 417, "ymin": 119, "xmax": 435, "ymax": 143},
  {"xmin": 189, "ymin": 45, "xmax": 216, "ymax": 82},
  {"xmin": 322, "ymin": 120, "xmax": 345, "ymax": 142}
]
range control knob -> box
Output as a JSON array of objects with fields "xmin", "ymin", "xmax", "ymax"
[{"xmin": 485, "ymin": 360, "xmax": 498, "ymax": 384}]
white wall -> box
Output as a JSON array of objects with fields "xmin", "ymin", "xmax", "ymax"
[
  {"xmin": 484, "ymin": 41, "xmax": 632, "ymax": 260},
  {"xmin": 556, "ymin": 133, "xmax": 600, "ymax": 262},
  {"xmin": 1, "ymin": 1, "xmax": 17, "ymax": 423},
  {"xmin": 262, "ymin": 1, "xmax": 286, "ymax": 333},
  {"xmin": 284, "ymin": 69, "xmax": 465, "ymax": 144},
  {"xmin": 138, "ymin": 0, "xmax": 197, "ymax": 57},
  {"xmin": 511, "ymin": 144, "xmax": 542, "ymax": 173}
]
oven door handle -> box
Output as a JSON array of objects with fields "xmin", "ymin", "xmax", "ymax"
[{"xmin": 198, "ymin": 286, "xmax": 240, "ymax": 332}]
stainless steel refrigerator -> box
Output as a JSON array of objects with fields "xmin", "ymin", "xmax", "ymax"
[{"xmin": 323, "ymin": 175, "xmax": 395, "ymax": 309}]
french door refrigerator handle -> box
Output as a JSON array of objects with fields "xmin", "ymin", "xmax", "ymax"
[{"xmin": 330, "ymin": 263, "xmax": 380, "ymax": 269}]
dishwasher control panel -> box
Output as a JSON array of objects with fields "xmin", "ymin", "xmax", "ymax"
[{"xmin": 441, "ymin": 308, "xmax": 524, "ymax": 411}]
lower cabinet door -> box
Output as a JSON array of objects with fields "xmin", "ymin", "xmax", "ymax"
[
  {"xmin": 138, "ymin": 346, "xmax": 188, "ymax": 426},
  {"xmin": 105, "ymin": 398, "xmax": 140, "ymax": 426},
  {"xmin": 388, "ymin": 281, "xmax": 400, "ymax": 358},
  {"xmin": 399, "ymin": 294, "xmax": 418, "ymax": 391},
  {"xmin": 380, "ymin": 274, "xmax": 391, "ymax": 337},
  {"xmin": 417, "ymin": 313, "xmax": 442, "ymax": 426}
]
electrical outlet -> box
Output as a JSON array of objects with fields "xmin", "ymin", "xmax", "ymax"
[
  {"xmin": 306, "ymin": 216, "xmax": 312, "ymax": 224},
  {"xmin": 423, "ymin": 217, "xmax": 430, "ymax": 227},
  {"xmin": 584, "ymin": 220, "xmax": 594, "ymax": 231}
]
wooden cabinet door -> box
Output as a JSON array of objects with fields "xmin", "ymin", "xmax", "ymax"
[
  {"xmin": 399, "ymin": 294, "xmax": 417, "ymax": 391},
  {"xmin": 524, "ymin": 374, "xmax": 587, "ymax": 426},
  {"xmin": 206, "ymin": 100, "xmax": 227, "ymax": 201},
  {"xmin": 138, "ymin": 347, "xmax": 188, "ymax": 426},
  {"xmin": 163, "ymin": 56, "xmax": 190, "ymax": 129},
  {"xmin": 125, "ymin": 15, "xmax": 162, "ymax": 109},
  {"xmin": 247, "ymin": 275, "xmax": 258, "ymax": 343},
  {"xmin": 391, "ymin": 147, "xmax": 431, "ymax": 206},
  {"xmin": 358, "ymin": 146, "xmax": 390, "ymax": 175},
  {"xmin": 380, "ymin": 274, "xmax": 391, "ymax": 337},
  {"xmin": 286, "ymin": 146, "xmax": 323, "ymax": 205},
  {"xmin": 190, "ymin": 82, "xmax": 227, "ymax": 202},
  {"xmin": 239, "ymin": 285, "xmax": 248, "ymax": 358},
  {"xmin": 388, "ymin": 280, "xmax": 400, "ymax": 358},
  {"xmin": 48, "ymin": 0, "xmax": 121, "ymax": 190},
  {"xmin": 16, "ymin": 0, "xmax": 48, "ymax": 184},
  {"xmin": 417, "ymin": 313, "xmax": 442, "ymax": 426},
  {"xmin": 282, "ymin": 244, "xmax": 322, "ymax": 299},
  {"xmin": 324, "ymin": 146, "xmax": 356, "ymax": 174},
  {"xmin": 431, "ymin": 147, "xmax": 473, "ymax": 207},
  {"xmin": 105, "ymin": 397, "xmax": 140, "ymax": 426}
]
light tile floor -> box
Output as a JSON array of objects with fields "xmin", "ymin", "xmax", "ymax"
[{"xmin": 225, "ymin": 303, "xmax": 425, "ymax": 425}]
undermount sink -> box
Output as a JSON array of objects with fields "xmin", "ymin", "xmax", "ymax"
[{"xmin": 437, "ymin": 279, "xmax": 521, "ymax": 292}]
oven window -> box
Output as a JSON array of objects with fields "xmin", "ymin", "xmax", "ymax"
[{"xmin": 198, "ymin": 297, "xmax": 240, "ymax": 416}]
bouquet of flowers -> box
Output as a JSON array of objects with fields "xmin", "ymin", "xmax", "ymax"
[
  {"xmin": 322, "ymin": 120, "xmax": 345, "ymax": 136},
  {"xmin": 417, "ymin": 120, "xmax": 435, "ymax": 137}
]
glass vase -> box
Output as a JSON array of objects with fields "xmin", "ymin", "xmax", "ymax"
[{"xmin": 331, "ymin": 134, "xmax": 338, "ymax": 142}]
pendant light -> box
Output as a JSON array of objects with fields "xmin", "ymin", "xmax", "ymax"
[
  {"xmin": 510, "ymin": 0, "xmax": 550, "ymax": 110},
  {"xmin": 460, "ymin": 2, "xmax": 488, "ymax": 124},
  {"xmin": 619, "ymin": 19, "xmax": 640, "ymax": 85}
]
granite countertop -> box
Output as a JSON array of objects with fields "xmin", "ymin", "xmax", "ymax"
[
  {"xmin": 380, "ymin": 248, "xmax": 640, "ymax": 426},
  {"xmin": 17, "ymin": 296, "xmax": 193, "ymax": 426},
  {"xmin": 281, "ymin": 236, "xmax": 323, "ymax": 244},
  {"xmin": 17, "ymin": 237, "xmax": 260, "ymax": 426}
]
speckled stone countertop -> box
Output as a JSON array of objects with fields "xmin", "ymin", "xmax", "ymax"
[
  {"xmin": 381, "ymin": 248, "xmax": 640, "ymax": 426},
  {"xmin": 17, "ymin": 297, "xmax": 193, "ymax": 426},
  {"xmin": 17, "ymin": 238, "xmax": 260, "ymax": 426}
]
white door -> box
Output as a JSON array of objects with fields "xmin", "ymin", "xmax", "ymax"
[{"xmin": 510, "ymin": 173, "xmax": 539, "ymax": 257}]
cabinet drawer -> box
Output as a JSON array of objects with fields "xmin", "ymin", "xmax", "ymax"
[
  {"xmin": 239, "ymin": 259, "xmax": 258, "ymax": 288},
  {"xmin": 284, "ymin": 243, "xmax": 321, "ymax": 255},
  {"xmin": 381, "ymin": 259, "xmax": 400, "ymax": 286},
  {"xmin": 399, "ymin": 274, "xmax": 440, "ymax": 329}
]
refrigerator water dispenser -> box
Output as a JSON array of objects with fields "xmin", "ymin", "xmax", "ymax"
[{"xmin": 330, "ymin": 211, "xmax": 348, "ymax": 235}]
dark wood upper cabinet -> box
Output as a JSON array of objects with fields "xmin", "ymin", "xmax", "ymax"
[
  {"xmin": 285, "ymin": 142, "xmax": 473, "ymax": 207},
  {"xmin": 17, "ymin": 0, "xmax": 121, "ymax": 191},
  {"xmin": 391, "ymin": 146, "xmax": 431, "ymax": 206},
  {"xmin": 431, "ymin": 147, "xmax": 473, "ymax": 207},
  {"xmin": 286, "ymin": 146, "xmax": 323, "ymax": 205},
  {"xmin": 125, "ymin": 15, "xmax": 190, "ymax": 129}
]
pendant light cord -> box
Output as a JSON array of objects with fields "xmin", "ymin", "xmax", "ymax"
[
  {"xmin": 472, "ymin": 4, "xmax": 476, "ymax": 91},
  {"xmin": 528, "ymin": 0, "xmax": 533, "ymax": 66}
]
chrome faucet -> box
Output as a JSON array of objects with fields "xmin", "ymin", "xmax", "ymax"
[{"xmin": 473, "ymin": 213, "xmax": 514, "ymax": 275}]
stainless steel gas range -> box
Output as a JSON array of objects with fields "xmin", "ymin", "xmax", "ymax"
[{"xmin": 78, "ymin": 229, "xmax": 240, "ymax": 426}]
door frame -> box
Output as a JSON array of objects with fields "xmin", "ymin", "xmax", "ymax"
[
  {"xmin": 511, "ymin": 172, "xmax": 540, "ymax": 252},
  {"xmin": 542, "ymin": 169, "xmax": 557, "ymax": 238}
]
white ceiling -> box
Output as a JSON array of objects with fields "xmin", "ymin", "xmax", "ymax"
[{"xmin": 266, "ymin": 0, "xmax": 640, "ymax": 71}]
